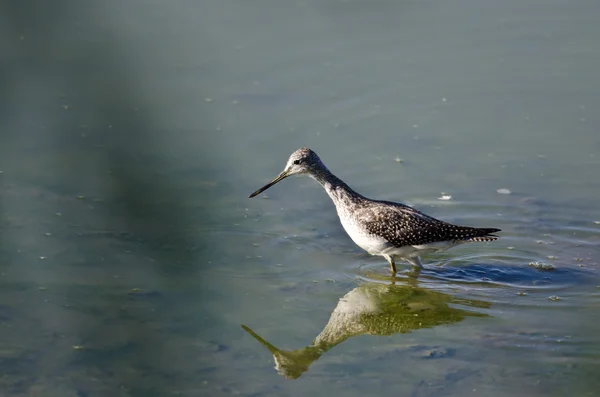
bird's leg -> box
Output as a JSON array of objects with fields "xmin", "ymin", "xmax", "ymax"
[
  {"xmin": 384, "ymin": 255, "xmax": 397, "ymax": 276},
  {"xmin": 406, "ymin": 256, "xmax": 423, "ymax": 268},
  {"xmin": 407, "ymin": 266, "xmax": 422, "ymax": 279},
  {"xmin": 405, "ymin": 256, "xmax": 423, "ymax": 278}
]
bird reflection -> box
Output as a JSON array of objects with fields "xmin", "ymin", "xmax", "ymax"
[{"xmin": 241, "ymin": 279, "xmax": 490, "ymax": 379}]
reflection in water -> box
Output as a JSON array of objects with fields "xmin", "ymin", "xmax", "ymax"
[{"xmin": 242, "ymin": 280, "xmax": 490, "ymax": 379}]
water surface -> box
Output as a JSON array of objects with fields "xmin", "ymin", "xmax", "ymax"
[{"xmin": 1, "ymin": 0, "xmax": 599, "ymax": 396}]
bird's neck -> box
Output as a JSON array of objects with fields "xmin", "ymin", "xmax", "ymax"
[{"xmin": 310, "ymin": 167, "xmax": 362, "ymax": 205}]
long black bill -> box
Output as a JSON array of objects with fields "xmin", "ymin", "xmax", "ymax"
[{"xmin": 248, "ymin": 170, "xmax": 289, "ymax": 198}]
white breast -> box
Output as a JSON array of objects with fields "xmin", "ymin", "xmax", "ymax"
[{"xmin": 337, "ymin": 211, "xmax": 390, "ymax": 254}]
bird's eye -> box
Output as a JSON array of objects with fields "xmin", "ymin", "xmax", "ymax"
[{"xmin": 293, "ymin": 159, "xmax": 301, "ymax": 165}]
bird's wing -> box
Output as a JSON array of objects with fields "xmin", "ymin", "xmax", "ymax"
[{"xmin": 358, "ymin": 202, "xmax": 498, "ymax": 247}]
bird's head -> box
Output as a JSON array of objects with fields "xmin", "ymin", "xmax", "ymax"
[{"xmin": 249, "ymin": 148, "xmax": 324, "ymax": 198}]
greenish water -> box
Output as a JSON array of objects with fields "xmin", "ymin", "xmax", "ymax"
[{"xmin": 1, "ymin": 0, "xmax": 600, "ymax": 396}]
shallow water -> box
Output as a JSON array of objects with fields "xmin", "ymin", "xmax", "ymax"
[{"xmin": 1, "ymin": 0, "xmax": 600, "ymax": 396}]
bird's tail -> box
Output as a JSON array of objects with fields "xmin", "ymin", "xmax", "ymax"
[{"xmin": 468, "ymin": 228, "xmax": 501, "ymax": 242}]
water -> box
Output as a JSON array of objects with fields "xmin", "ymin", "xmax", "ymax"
[{"xmin": 1, "ymin": 0, "xmax": 599, "ymax": 396}]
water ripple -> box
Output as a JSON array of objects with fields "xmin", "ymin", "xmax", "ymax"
[{"xmin": 350, "ymin": 251, "xmax": 593, "ymax": 292}]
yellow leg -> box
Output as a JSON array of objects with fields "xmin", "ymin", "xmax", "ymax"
[
  {"xmin": 389, "ymin": 258, "xmax": 397, "ymax": 275},
  {"xmin": 407, "ymin": 266, "xmax": 422, "ymax": 279},
  {"xmin": 383, "ymin": 254, "xmax": 396, "ymax": 276}
]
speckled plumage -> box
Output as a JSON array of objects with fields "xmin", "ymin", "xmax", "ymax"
[
  {"xmin": 249, "ymin": 148, "xmax": 501, "ymax": 274},
  {"xmin": 345, "ymin": 200, "xmax": 499, "ymax": 248}
]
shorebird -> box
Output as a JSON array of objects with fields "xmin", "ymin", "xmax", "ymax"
[{"xmin": 248, "ymin": 148, "xmax": 500, "ymax": 275}]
